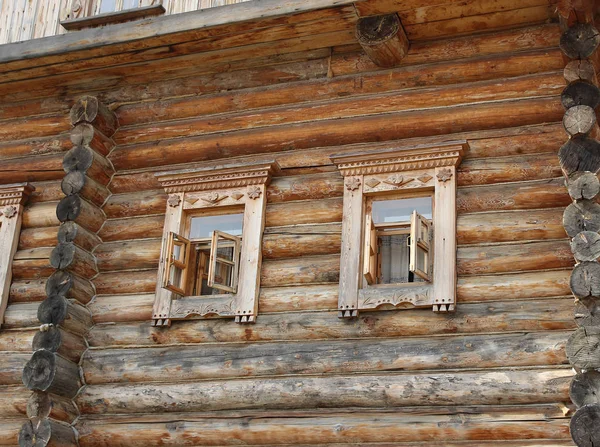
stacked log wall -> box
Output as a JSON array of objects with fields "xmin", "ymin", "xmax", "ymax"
[{"xmin": 0, "ymin": 20, "xmax": 583, "ymax": 446}]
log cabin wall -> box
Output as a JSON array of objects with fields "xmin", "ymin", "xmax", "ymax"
[{"xmin": 0, "ymin": 0, "xmax": 593, "ymax": 445}]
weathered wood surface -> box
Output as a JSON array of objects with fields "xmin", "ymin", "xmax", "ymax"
[
  {"xmin": 570, "ymin": 370, "xmax": 600, "ymax": 408},
  {"xmin": 564, "ymin": 199, "xmax": 600, "ymax": 237},
  {"xmin": 0, "ymin": 352, "xmax": 31, "ymax": 385},
  {"xmin": 0, "ymin": 328, "xmax": 35, "ymax": 352},
  {"xmin": 27, "ymin": 390, "xmax": 79, "ymax": 423},
  {"xmin": 32, "ymin": 326, "xmax": 87, "ymax": 363},
  {"xmin": 22, "ymin": 350, "xmax": 81, "ymax": 398},
  {"xmin": 88, "ymin": 296, "xmax": 576, "ymax": 346},
  {"xmin": 81, "ymin": 331, "xmax": 569, "ymax": 385},
  {"xmin": 75, "ymin": 407, "xmax": 572, "ymax": 446},
  {"xmin": 18, "ymin": 416, "xmax": 76, "ymax": 447},
  {"xmin": 570, "ymin": 403, "xmax": 600, "ymax": 447},
  {"xmin": 567, "ymin": 171, "xmax": 600, "ymax": 200},
  {"xmin": 77, "ymin": 367, "xmax": 572, "ymax": 413},
  {"xmin": 567, "ymin": 326, "xmax": 600, "ymax": 370},
  {"xmin": 575, "ymin": 297, "xmax": 600, "ymax": 327}
]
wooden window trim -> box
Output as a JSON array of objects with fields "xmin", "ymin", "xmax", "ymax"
[
  {"xmin": 152, "ymin": 160, "xmax": 280, "ymax": 327},
  {"xmin": 331, "ymin": 140, "xmax": 468, "ymax": 318},
  {"xmin": 0, "ymin": 183, "xmax": 34, "ymax": 328}
]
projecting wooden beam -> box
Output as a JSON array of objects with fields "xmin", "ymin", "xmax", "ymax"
[{"xmin": 355, "ymin": 13, "xmax": 409, "ymax": 67}]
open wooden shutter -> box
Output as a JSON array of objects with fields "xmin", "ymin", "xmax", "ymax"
[
  {"xmin": 162, "ymin": 232, "xmax": 190, "ymax": 296},
  {"xmin": 208, "ymin": 230, "xmax": 241, "ymax": 293},
  {"xmin": 409, "ymin": 210, "xmax": 431, "ymax": 281},
  {"xmin": 363, "ymin": 213, "xmax": 378, "ymax": 285}
]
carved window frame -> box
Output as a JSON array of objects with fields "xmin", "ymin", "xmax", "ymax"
[
  {"xmin": 0, "ymin": 183, "xmax": 34, "ymax": 328},
  {"xmin": 331, "ymin": 141, "xmax": 467, "ymax": 318},
  {"xmin": 152, "ymin": 161, "xmax": 279, "ymax": 327}
]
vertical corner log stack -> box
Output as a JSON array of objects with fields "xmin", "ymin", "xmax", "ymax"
[
  {"xmin": 19, "ymin": 97, "xmax": 117, "ymax": 447},
  {"xmin": 557, "ymin": 2, "xmax": 600, "ymax": 445}
]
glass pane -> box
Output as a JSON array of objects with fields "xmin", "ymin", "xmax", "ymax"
[
  {"xmin": 379, "ymin": 234, "xmax": 410, "ymax": 284},
  {"xmin": 418, "ymin": 219, "xmax": 430, "ymax": 244},
  {"xmin": 190, "ymin": 213, "xmax": 243, "ymax": 239},
  {"xmin": 372, "ymin": 197, "xmax": 432, "ymax": 224},
  {"xmin": 416, "ymin": 246, "xmax": 428, "ymax": 274},
  {"xmin": 99, "ymin": 0, "xmax": 117, "ymax": 13},
  {"xmin": 168, "ymin": 265, "xmax": 183, "ymax": 288},
  {"xmin": 216, "ymin": 246, "xmax": 235, "ymax": 263},
  {"xmin": 214, "ymin": 261, "xmax": 234, "ymax": 287},
  {"xmin": 122, "ymin": 0, "xmax": 139, "ymax": 9}
]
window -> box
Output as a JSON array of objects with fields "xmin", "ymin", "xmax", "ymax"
[
  {"xmin": 0, "ymin": 183, "xmax": 34, "ymax": 328},
  {"xmin": 152, "ymin": 161, "xmax": 280, "ymax": 326},
  {"xmin": 331, "ymin": 140, "xmax": 467, "ymax": 318}
]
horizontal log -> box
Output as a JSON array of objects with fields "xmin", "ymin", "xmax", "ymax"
[
  {"xmin": 0, "ymin": 419, "xmax": 26, "ymax": 446},
  {"xmin": 99, "ymin": 215, "xmax": 164, "ymax": 241},
  {"xmin": 456, "ymin": 208, "xmax": 565, "ymax": 245},
  {"xmin": 10, "ymin": 272, "xmax": 94, "ymax": 305},
  {"xmin": 81, "ymin": 331, "xmax": 569, "ymax": 385},
  {"xmin": 87, "ymin": 297, "xmax": 576, "ymax": 347},
  {"xmin": 261, "ymin": 254, "xmax": 340, "ymax": 287},
  {"xmin": 456, "ymin": 177, "xmax": 570, "ymax": 213},
  {"xmin": 115, "ymin": 45, "xmax": 564, "ymax": 127},
  {"xmin": 22, "ymin": 201, "xmax": 60, "ymax": 229},
  {"xmin": 0, "ymin": 386, "xmax": 27, "ymax": 419},
  {"xmin": 567, "ymin": 171, "xmax": 600, "ymax": 200},
  {"xmin": 570, "ymin": 370, "xmax": 600, "ymax": 408},
  {"xmin": 58, "ymin": 221, "xmax": 102, "ymax": 252},
  {"xmin": 19, "ymin": 226, "xmax": 58, "ymax": 250},
  {"xmin": 266, "ymin": 198, "xmax": 343, "ymax": 227},
  {"xmin": 95, "ymin": 239, "xmax": 161, "ymax": 272},
  {"xmin": 22, "ymin": 350, "xmax": 81, "ymax": 398},
  {"xmin": 564, "ymin": 199, "xmax": 600, "ymax": 237},
  {"xmin": 263, "ymin": 230, "xmax": 342, "ymax": 259},
  {"xmin": 0, "ymin": 153, "xmax": 63, "ymax": 183},
  {"xmin": 560, "ymin": 23, "xmax": 600, "ymax": 59},
  {"xmin": 103, "ymin": 190, "xmax": 166, "ymax": 219},
  {"xmin": 559, "ymin": 137, "xmax": 600, "ymax": 176},
  {"xmin": 567, "ymin": 326, "xmax": 600, "ymax": 370},
  {"xmin": 570, "ymin": 403, "xmax": 600, "ymax": 447},
  {"xmin": 76, "ymin": 368, "xmax": 571, "ymax": 417},
  {"xmin": 457, "ymin": 269, "xmax": 571, "ymax": 303},
  {"xmin": 70, "ymin": 96, "xmax": 118, "ymax": 138},
  {"xmin": 0, "ymin": 134, "xmax": 70, "ymax": 162},
  {"xmin": 0, "ymin": 328, "xmax": 35, "ymax": 352},
  {"xmin": 71, "ymin": 123, "xmax": 114, "ymax": 157},
  {"xmin": 109, "ymin": 97, "xmax": 563, "ymax": 171},
  {"xmin": 564, "ymin": 59, "xmax": 597, "ymax": 84},
  {"xmin": 0, "ymin": 352, "xmax": 30, "ymax": 385},
  {"xmin": 457, "ymin": 239, "xmax": 574, "ymax": 275},
  {"xmin": 94, "ymin": 270, "xmax": 157, "ymax": 295},
  {"xmin": 12, "ymin": 247, "xmax": 53, "ymax": 280},
  {"xmin": 2, "ymin": 302, "xmax": 41, "ymax": 329},
  {"xmin": 18, "ymin": 416, "xmax": 76, "ymax": 447},
  {"xmin": 113, "ymin": 72, "xmax": 564, "ymax": 147},
  {"xmin": 36, "ymin": 298, "xmax": 93, "ymax": 336},
  {"xmin": 62, "ymin": 171, "xmax": 111, "ymax": 207},
  {"xmin": 575, "ymin": 297, "xmax": 600, "ymax": 327},
  {"xmin": 0, "ymin": 114, "xmax": 70, "ymax": 143},
  {"xmin": 56, "ymin": 195, "xmax": 105, "ymax": 233},
  {"xmin": 50, "ymin": 243, "xmax": 98, "ymax": 279},
  {"xmin": 32, "ymin": 325, "xmax": 87, "ymax": 363},
  {"xmin": 27, "ymin": 181, "xmax": 63, "ymax": 204},
  {"xmin": 109, "ymin": 123, "xmax": 565, "ymax": 194},
  {"xmin": 74, "ymin": 410, "xmax": 572, "ymax": 446}
]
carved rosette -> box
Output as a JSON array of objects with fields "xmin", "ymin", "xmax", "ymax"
[
  {"xmin": 345, "ymin": 177, "xmax": 362, "ymax": 191},
  {"xmin": 247, "ymin": 186, "xmax": 262, "ymax": 199},
  {"xmin": 436, "ymin": 168, "xmax": 453, "ymax": 182},
  {"xmin": 167, "ymin": 194, "xmax": 181, "ymax": 207},
  {"xmin": 3, "ymin": 206, "xmax": 17, "ymax": 219}
]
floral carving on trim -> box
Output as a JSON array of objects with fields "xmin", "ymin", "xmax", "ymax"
[
  {"xmin": 436, "ymin": 168, "xmax": 453, "ymax": 183},
  {"xmin": 167, "ymin": 194, "xmax": 181, "ymax": 207},
  {"xmin": 3, "ymin": 206, "xmax": 17, "ymax": 218},
  {"xmin": 345, "ymin": 177, "xmax": 361, "ymax": 191},
  {"xmin": 247, "ymin": 186, "xmax": 262, "ymax": 200},
  {"xmin": 201, "ymin": 192, "xmax": 227, "ymax": 204}
]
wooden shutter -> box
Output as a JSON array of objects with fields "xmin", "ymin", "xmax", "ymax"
[
  {"xmin": 208, "ymin": 230, "xmax": 241, "ymax": 293},
  {"xmin": 409, "ymin": 210, "xmax": 431, "ymax": 281},
  {"xmin": 162, "ymin": 231, "xmax": 190, "ymax": 296},
  {"xmin": 363, "ymin": 213, "xmax": 378, "ymax": 285}
]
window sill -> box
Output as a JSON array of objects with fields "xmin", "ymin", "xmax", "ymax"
[{"xmin": 61, "ymin": 4, "xmax": 166, "ymax": 31}]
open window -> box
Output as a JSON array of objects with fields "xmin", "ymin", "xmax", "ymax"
[
  {"xmin": 331, "ymin": 141, "xmax": 467, "ymax": 317},
  {"xmin": 363, "ymin": 197, "xmax": 432, "ymax": 286},
  {"xmin": 152, "ymin": 161, "xmax": 279, "ymax": 326}
]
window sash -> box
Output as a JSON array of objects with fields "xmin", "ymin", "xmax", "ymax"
[
  {"xmin": 163, "ymin": 231, "xmax": 190, "ymax": 296},
  {"xmin": 208, "ymin": 230, "xmax": 241, "ymax": 293},
  {"xmin": 409, "ymin": 210, "xmax": 431, "ymax": 281}
]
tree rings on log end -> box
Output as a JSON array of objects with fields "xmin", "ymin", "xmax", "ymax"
[
  {"xmin": 50, "ymin": 243, "xmax": 76, "ymax": 271},
  {"xmin": 567, "ymin": 326, "xmax": 600, "ymax": 370},
  {"xmin": 560, "ymin": 23, "xmax": 600, "ymax": 59},
  {"xmin": 37, "ymin": 295, "xmax": 68, "ymax": 326},
  {"xmin": 32, "ymin": 325, "xmax": 62, "ymax": 353},
  {"xmin": 45, "ymin": 270, "xmax": 73, "ymax": 297},
  {"xmin": 564, "ymin": 200, "xmax": 600, "ymax": 237},
  {"xmin": 70, "ymin": 123, "xmax": 95, "ymax": 146},
  {"xmin": 571, "ymin": 370, "xmax": 600, "ymax": 408},
  {"xmin": 571, "ymin": 261, "xmax": 600, "ymax": 298},
  {"xmin": 70, "ymin": 96, "xmax": 100, "ymax": 126},
  {"xmin": 559, "ymin": 137, "xmax": 600, "ymax": 176},
  {"xmin": 563, "ymin": 105, "xmax": 598, "ymax": 138},
  {"xmin": 355, "ymin": 14, "xmax": 409, "ymax": 68},
  {"xmin": 572, "ymin": 231, "xmax": 600, "ymax": 261},
  {"xmin": 62, "ymin": 145, "xmax": 93, "ymax": 174},
  {"xmin": 56, "ymin": 195, "xmax": 82, "ymax": 223},
  {"xmin": 22, "ymin": 350, "xmax": 56, "ymax": 392},
  {"xmin": 564, "ymin": 59, "xmax": 597, "ymax": 84},
  {"xmin": 18, "ymin": 417, "xmax": 51, "ymax": 447},
  {"xmin": 576, "ymin": 297, "xmax": 600, "ymax": 327},
  {"xmin": 562, "ymin": 81, "xmax": 600, "ymax": 110},
  {"xmin": 61, "ymin": 170, "xmax": 86, "ymax": 196},
  {"xmin": 568, "ymin": 171, "xmax": 600, "ymax": 200},
  {"xmin": 570, "ymin": 403, "xmax": 600, "ymax": 447}
]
